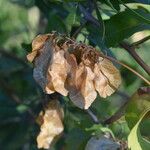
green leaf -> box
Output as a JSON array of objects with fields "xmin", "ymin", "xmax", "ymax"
[
  {"xmin": 16, "ymin": 104, "xmax": 29, "ymax": 113},
  {"xmin": 128, "ymin": 108, "xmax": 150, "ymax": 150},
  {"xmin": 46, "ymin": 12, "xmax": 67, "ymax": 34},
  {"xmin": 21, "ymin": 43, "xmax": 32, "ymax": 52},
  {"xmin": 125, "ymin": 87, "xmax": 150, "ymax": 129},
  {"xmin": 65, "ymin": 4, "xmax": 80, "ymax": 33},
  {"xmin": 104, "ymin": 0, "xmax": 120, "ymax": 12},
  {"xmin": 104, "ymin": 8, "xmax": 150, "ymax": 47},
  {"xmin": 87, "ymin": 24, "xmax": 116, "ymax": 59},
  {"xmin": 86, "ymin": 124, "xmax": 115, "ymax": 139}
]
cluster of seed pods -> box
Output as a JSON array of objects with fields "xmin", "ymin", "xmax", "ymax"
[{"xmin": 27, "ymin": 32, "xmax": 121, "ymax": 109}]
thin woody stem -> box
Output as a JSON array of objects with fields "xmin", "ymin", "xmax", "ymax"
[
  {"xmin": 120, "ymin": 42, "xmax": 150, "ymax": 75},
  {"xmin": 71, "ymin": 21, "xmax": 87, "ymax": 38},
  {"xmin": 86, "ymin": 109, "xmax": 100, "ymax": 124},
  {"xmin": 131, "ymin": 35, "xmax": 150, "ymax": 47},
  {"xmin": 104, "ymin": 87, "xmax": 150, "ymax": 124}
]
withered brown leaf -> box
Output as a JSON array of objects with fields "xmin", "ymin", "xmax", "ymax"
[
  {"xmin": 33, "ymin": 38, "xmax": 53, "ymax": 91},
  {"xmin": 27, "ymin": 34, "xmax": 70, "ymax": 96},
  {"xmin": 68, "ymin": 62, "xmax": 86, "ymax": 109},
  {"xmin": 65, "ymin": 54, "xmax": 87, "ymax": 109},
  {"xmin": 46, "ymin": 50, "xmax": 70, "ymax": 96},
  {"xmin": 27, "ymin": 33, "xmax": 122, "ymax": 110},
  {"xmin": 68, "ymin": 62, "xmax": 97, "ymax": 109},
  {"xmin": 94, "ymin": 57, "xmax": 121, "ymax": 98},
  {"xmin": 27, "ymin": 34, "xmax": 50, "ymax": 62},
  {"xmin": 80, "ymin": 66, "xmax": 97, "ymax": 109},
  {"xmin": 37, "ymin": 100, "xmax": 64, "ymax": 149}
]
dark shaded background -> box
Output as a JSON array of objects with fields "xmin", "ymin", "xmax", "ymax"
[{"xmin": 0, "ymin": 0, "xmax": 149, "ymax": 149}]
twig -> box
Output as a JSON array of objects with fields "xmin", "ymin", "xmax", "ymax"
[
  {"xmin": 116, "ymin": 90, "xmax": 130, "ymax": 99},
  {"xmin": 72, "ymin": 21, "xmax": 87, "ymax": 38},
  {"xmin": 131, "ymin": 35, "xmax": 150, "ymax": 47},
  {"xmin": 79, "ymin": 4, "xmax": 100, "ymax": 27},
  {"xmin": 120, "ymin": 42, "xmax": 150, "ymax": 75},
  {"xmin": 104, "ymin": 86, "xmax": 150, "ymax": 124},
  {"xmin": 86, "ymin": 109, "xmax": 100, "ymax": 124},
  {"xmin": 103, "ymin": 98, "xmax": 128, "ymax": 125}
]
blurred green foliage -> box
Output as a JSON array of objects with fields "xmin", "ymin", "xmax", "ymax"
[{"xmin": 0, "ymin": 0, "xmax": 150, "ymax": 149}]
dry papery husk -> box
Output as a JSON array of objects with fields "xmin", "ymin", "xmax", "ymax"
[
  {"xmin": 36, "ymin": 100, "xmax": 64, "ymax": 149},
  {"xmin": 67, "ymin": 45, "xmax": 121, "ymax": 109},
  {"xmin": 27, "ymin": 32, "xmax": 121, "ymax": 109}
]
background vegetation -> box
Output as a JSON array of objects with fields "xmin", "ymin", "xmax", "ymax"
[{"xmin": 0, "ymin": 0, "xmax": 149, "ymax": 149}]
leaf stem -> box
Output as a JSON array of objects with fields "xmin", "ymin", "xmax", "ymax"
[{"xmin": 86, "ymin": 109, "xmax": 100, "ymax": 124}]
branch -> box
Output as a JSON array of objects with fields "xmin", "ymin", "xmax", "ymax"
[
  {"xmin": 86, "ymin": 109, "xmax": 100, "ymax": 124},
  {"xmin": 79, "ymin": 4, "xmax": 100, "ymax": 27},
  {"xmin": 103, "ymin": 98, "xmax": 128, "ymax": 125},
  {"xmin": 104, "ymin": 86, "xmax": 150, "ymax": 124},
  {"xmin": 71, "ymin": 21, "xmax": 87, "ymax": 38},
  {"xmin": 120, "ymin": 42, "xmax": 150, "ymax": 75},
  {"xmin": 131, "ymin": 35, "xmax": 150, "ymax": 47}
]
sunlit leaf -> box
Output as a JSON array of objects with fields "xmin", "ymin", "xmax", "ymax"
[{"xmin": 128, "ymin": 108, "xmax": 150, "ymax": 150}]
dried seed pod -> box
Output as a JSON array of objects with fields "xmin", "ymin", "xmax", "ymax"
[
  {"xmin": 65, "ymin": 54, "xmax": 85, "ymax": 108},
  {"xmin": 27, "ymin": 34, "xmax": 51, "ymax": 62},
  {"xmin": 27, "ymin": 32, "xmax": 122, "ymax": 109},
  {"xmin": 94, "ymin": 57, "xmax": 121, "ymax": 98},
  {"xmin": 46, "ymin": 50, "xmax": 70, "ymax": 96},
  {"xmin": 80, "ymin": 66, "xmax": 97, "ymax": 109},
  {"xmin": 68, "ymin": 62, "xmax": 97, "ymax": 109},
  {"xmin": 27, "ymin": 34, "xmax": 70, "ymax": 96},
  {"xmin": 37, "ymin": 100, "xmax": 64, "ymax": 149}
]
